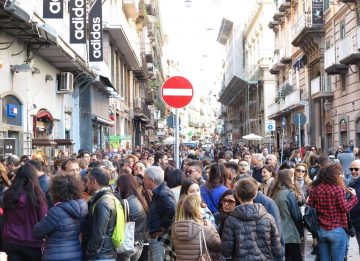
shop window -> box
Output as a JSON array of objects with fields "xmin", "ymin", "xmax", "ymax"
[{"xmin": 1, "ymin": 95, "xmax": 22, "ymax": 126}]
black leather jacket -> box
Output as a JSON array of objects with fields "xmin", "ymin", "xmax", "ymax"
[{"xmin": 82, "ymin": 187, "xmax": 117, "ymax": 260}]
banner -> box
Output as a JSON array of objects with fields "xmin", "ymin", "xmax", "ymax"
[
  {"xmin": 88, "ymin": 0, "xmax": 103, "ymax": 62},
  {"xmin": 69, "ymin": 0, "xmax": 86, "ymax": 43},
  {"xmin": 43, "ymin": 0, "xmax": 63, "ymax": 19},
  {"xmin": 312, "ymin": 0, "xmax": 324, "ymax": 27}
]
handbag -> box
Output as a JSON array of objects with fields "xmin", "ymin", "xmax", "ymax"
[
  {"xmin": 116, "ymin": 199, "xmax": 136, "ymax": 255},
  {"xmin": 303, "ymin": 205, "xmax": 318, "ymax": 234},
  {"xmin": 199, "ymin": 228, "xmax": 212, "ymax": 261}
]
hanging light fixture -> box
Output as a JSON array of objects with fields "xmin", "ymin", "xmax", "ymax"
[{"xmin": 184, "ymin": 0, "xmax": 192, "ymax": 7}]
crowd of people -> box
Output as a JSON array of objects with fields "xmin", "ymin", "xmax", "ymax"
[{"xmin": 0, "ymin": 141, "xmax": 359, "ymax": 261}]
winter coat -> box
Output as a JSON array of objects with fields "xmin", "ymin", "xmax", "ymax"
[
  {"xmin": 148, "ymin": 182, "xmax": 176, "ymax": 233},
  {"xmin": 2, "ymin": 192, "xmax": 47, "ymax": 248},
  {"xmin": 126, "ymin": 195, "xmax": 148, "ymax": 241},
  {"xmin": 349, "ymin": 178, "xmax": 360, "ymax": 228},
  {"xmin": 82, "ymin": 188, "xmax": 117, "ymax": 260},
  {"xmin": 273, "ymin": 187, "xmax": 303, "ymax": 244},
  {"xmin": 171, "ymin": 220, "xmax": 221, "ymax": 261},
  {"xmin": 200, "ymin": 184, "xmax": 228, "ymax": 213},
  {"xmin": 221, "ymin": 204, "xmax": 282, "ymax": 261},
  {"xmin": 259, "ymin": 177, "xmax": 274, "ymax": 196},
  {"xmin": 34, "ymin": 199, "xmax": 88, "ymax": 261}
]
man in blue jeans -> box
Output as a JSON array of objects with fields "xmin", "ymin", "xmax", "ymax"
[{"xmin": 144, "ymin": 166, "xmax": 176, "ymax": 260}]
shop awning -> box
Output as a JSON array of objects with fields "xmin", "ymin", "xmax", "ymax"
[
  {"xmin": 32, "ymin": 139, "xmax": 57, "ymax": 147},
  {"xmin": 54, "ymin": 139, "xmax": 75, "ymax": 146},
  {"xmin": 93, "ymin": 75, "xmax": 117, "ymax": 98},
  {"xmin": 0, "ymin": 2, "xmax": 95, "ymax": 76},
  {"xmin": 93, "ymin": 116, "xmax": 114, "ymax": 126},
  {"xmin": 36, "ymin": 109, "xmax": 54, "ymax": 121}
]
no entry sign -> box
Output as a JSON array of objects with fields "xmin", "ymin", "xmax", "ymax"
[{"xmin": 161, "ymin": 76, "xmax": 193, "ymax": 109}]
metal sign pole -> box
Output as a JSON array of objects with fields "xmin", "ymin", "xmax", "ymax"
[
  {"xmin": 175, "ymin": 109, "xmax": 180, "ymax": 169},
  {"xmin": 281, "ymin": 128, "xmax": 285, "ymax": 164},
  {"xmin": 269, "ymin": 131, "xmax": 272, "ymax": 154}
]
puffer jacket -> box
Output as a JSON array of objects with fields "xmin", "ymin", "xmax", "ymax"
[
  {"xmin": 82, "ymin": 187, "xmax": 117, "ymax": 260},
  {"xmin": 221, "ymin": 204, "xmax": 282, "ymax": 261},
  {"xmin": 171, "ymin": 220, "xmax": 221, "ymax": 261},
  {"xmin": 34, "ymin": 199, "xmax": 88, "ymax": 261}
]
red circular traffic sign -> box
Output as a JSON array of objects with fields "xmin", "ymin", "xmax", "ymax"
[{"xmin": 161, "ymin": 76, "xmax": 193, "ymax": 109}]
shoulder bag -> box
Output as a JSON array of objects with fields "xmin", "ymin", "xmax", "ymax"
[
  {"xmin": 116, "ymin": 199, "xmax": 136, "ymax": 255},
  {"xmin": 199, "ymin": 228, "xmax": 212, "ymax": 261}
]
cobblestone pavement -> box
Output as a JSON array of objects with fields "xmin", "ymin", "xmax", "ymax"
[{"xmin": 303, "ymin": 232, "xmax": 359, "ymax": 261}]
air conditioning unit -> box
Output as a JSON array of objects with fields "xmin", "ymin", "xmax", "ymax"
[
  {"xmin": 134, "ymin": 97, "xmax": 142, "ymax": 110},
  {"xmin": 4, "ymin": 0, "xmax": 34, "ymax": 22},
  {"xmin": 57, "ymin": 72, "xmax": 74, "ymax": 93}
]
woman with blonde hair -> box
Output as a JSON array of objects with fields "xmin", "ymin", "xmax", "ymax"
[
  {"xmin": 171, "ymin": 194, "xmax": 220, "ymax": 261},
  {"xmin": 289, "ymin": 149, "xmax": 302, "ymax": 164}
]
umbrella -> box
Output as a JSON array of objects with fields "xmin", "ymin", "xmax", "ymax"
[{"xmin": 242, "ymin": 133, "xmax": 263, "ymax": 141}]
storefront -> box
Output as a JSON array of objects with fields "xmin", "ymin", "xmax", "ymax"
[{"xmin": 0, "ymin": 94, "xmax": 23, "ymax": 156}]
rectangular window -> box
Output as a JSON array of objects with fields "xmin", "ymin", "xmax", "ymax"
[
  {"xmin": 324, "ymin": 0, "xmax": 330, "ymax": 11},
  {"xmin": 340, "ymin": 20, "xmax": 346, "ymax": 39},
  {"xmin": 341, "ymin": 74, "xmax": 346, "ymax": 92}
]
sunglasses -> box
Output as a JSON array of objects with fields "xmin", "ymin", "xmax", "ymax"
[
  {"xmin": 349, "ymin": 168, "xmax": 360, "ymax": 172},
  {"xmin": 221, "ymin": 199, "xmax": 236, "ymax": 205},
  {"xmin": 296, "ymin": 169, "xmax": 306, "ymax": 173},
  {"xmin": 186, "ymin": 170, "xmax": 198, "ymax": 174}
]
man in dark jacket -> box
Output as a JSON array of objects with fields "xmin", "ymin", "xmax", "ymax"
[
  {"xmin": 349, "ymin": 159, "xmax": 360, "ymax": 253},
  {"xmin": 237, "ymin": 175, "xmax": 285, "ymax": 261},
  {"xmin": 221, "ymin": 178, "xmax": 282, "ymax": 260},
  {"xmin": 82, "ymin": 167, "xmax": 117, "ymax": 261},
  {"xmin": 144, "ymin": 166, "xmax": 176, "ymax": 260}
]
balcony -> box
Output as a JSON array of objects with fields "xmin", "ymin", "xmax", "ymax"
[
  {"xmin": 123, "ymin": 0, "xmax": 139, "ymax": 19},
  {"xmin": 324, "ymin": 46, "xmax": 348, "ymax": 75},
  {"xmin": 292, "ymin": 13, "xmax": 324, "ymax": 47},
  {"xmin": 103, "ymin": 3, "xmax": 141, "ymax": 72},
  {"xmin": 268, "ymin": 20, "xmax": 279, "ymax": 31},
  {"xmin": 311, "ymin": 76, "xmax": 334, "ymax": 100},
  {"xmin": 278, "ymin": 0, "xmax": 291, "ymax": 12},
  {"xmin": 279, "ymin": 46, "xmax": 292, "ymax": 64},
  {"xmin": 273, "ymin": 12, "xmax": 285, "ymax": 22},
  {"xmin": 268, "ymin": 102, "xmax": 280, "ymax": 117},
  {"xmin": 339, "ymin": 27, "xmax": 360, "ymax": 65},
  {"xmin": 279, "ymin": 89, "xmax": 302, "ymax": 111},
  {"xmin": 145, "ymin": 89, "xmax": 154, "ymax": 105},
  {"xmin": 269, "ymin": 53, "xmax": 285, "ymax": 75}
]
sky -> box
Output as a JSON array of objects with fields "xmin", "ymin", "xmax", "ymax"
[{"xmin": 159, "ymin": 0, "xmax": 255, "ymax": 99}]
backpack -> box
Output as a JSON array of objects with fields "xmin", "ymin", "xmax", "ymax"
[{"xmin": 92, "ymin": 194, "xmax": 126, "ymax": 249}]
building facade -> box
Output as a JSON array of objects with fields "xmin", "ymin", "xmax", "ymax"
[
  {"xmin": 0, "ymin": 0, "xmax": 164, "ymax": 157},
  {"xmin": 268, "ymin": 0, "xmax": 360, "ymax": 150},
  {"xmin": 218, "ymin": 0, "xmax": 276, "ymax": 146}
]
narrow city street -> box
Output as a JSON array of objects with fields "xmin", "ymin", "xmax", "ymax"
[{"xmin": 0, "ymin": 0, "xmax": 360, "ymax": 261}]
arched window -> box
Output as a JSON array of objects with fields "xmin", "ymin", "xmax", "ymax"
[
  {"xmin": 1, "ymin": 95, "xmax": 22, "ymax": 126},
  {"xmin": 339, "ymin": 119, "xmax": 348, "ymax": 146}
]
